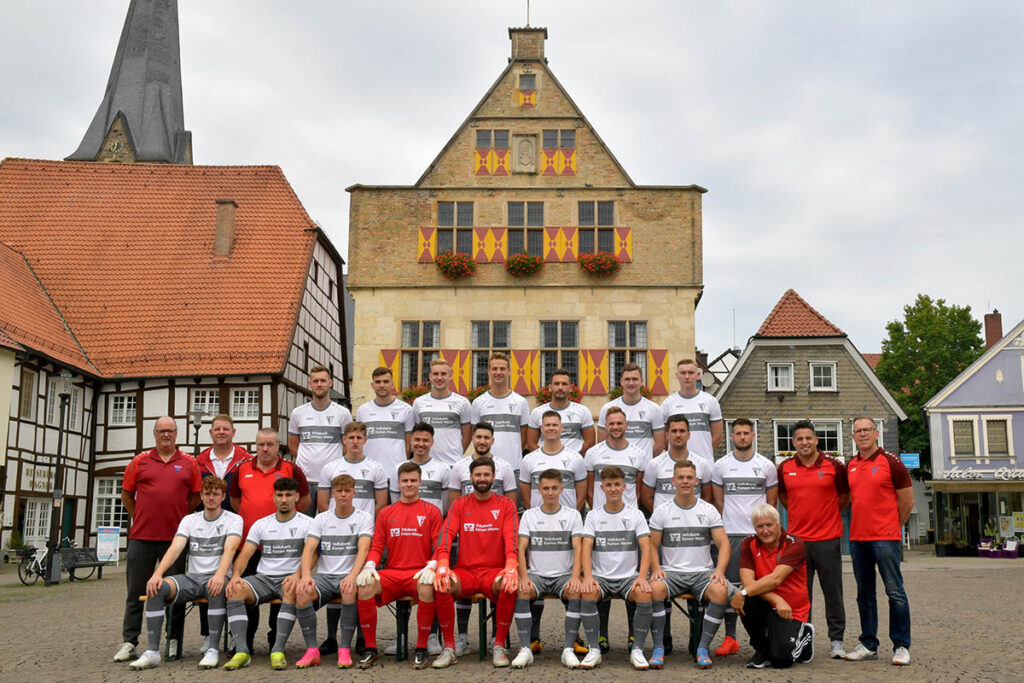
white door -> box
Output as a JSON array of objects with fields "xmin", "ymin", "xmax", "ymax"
[{"xmin": 22, "ymin": 498, "xmax": 52, "ymax": 557}]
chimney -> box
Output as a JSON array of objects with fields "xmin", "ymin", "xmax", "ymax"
[
  {"xmin": 509, "ymin": 27, "xmax": 548, "ymax": 62},
  {"xmin": 214, "ymin": 199, "xmax": 237, "ymax": 257},
  {"xmin": 984, "ymin": 309, "xmax": 1003, "ymax": 349}
]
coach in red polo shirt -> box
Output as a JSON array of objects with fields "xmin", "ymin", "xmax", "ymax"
[
  {"xmin": 228, "ymin": 427, "xmax": 310, "ymax": 653},
  {"xmin": 777, "ymin": 420, "xmax": 849, "ymax": 659},
  {"xmin": 731, "ymin": 504, "xmax": 813, "ymax": 670},
  {"xmin": 844, "ymin": 417, "xmax": 913, "ymax": 666},
  {"xmin": 113, "ymin": 417, "xmax": 202, "ymax": 664}
]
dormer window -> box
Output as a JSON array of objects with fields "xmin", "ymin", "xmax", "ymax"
[{"xmin": 767, "ymin": 362, "xmax": 794, "ymax": 392}]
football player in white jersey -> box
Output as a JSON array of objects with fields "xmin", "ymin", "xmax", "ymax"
[
  {"xmin": 357, "ymin": 367, "xmax": 413, "ymax": 478},
  {"xmin": 597, "ymin": 363, "xmax": 665, "ymax": 459},
  {"xmin": 471, "ymin": 352, "xmax": 530, "ymax": 475},
  {"xmin": 412, "ymin": 358, "xmax": 472, "ymax": 465},
  {"xmin": 526, "ymin": 369, "xmax": 595, "ymax": 455},
  {"xmin": 658, "ymin": 359, "xmax": 722, "ymax": 469}
]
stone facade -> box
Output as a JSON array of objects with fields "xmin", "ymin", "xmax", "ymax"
[{"xmin": 347, "ymin": 27, "xmax": 705, "ymax": 414}]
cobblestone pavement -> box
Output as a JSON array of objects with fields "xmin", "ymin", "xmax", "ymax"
[{"xmin": 1, "ymin": 548, "xmax": 1021, "ymax": 682}]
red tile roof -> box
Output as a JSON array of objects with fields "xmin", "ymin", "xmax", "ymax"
[
  {"xmin": 862, "ymin": 353, "xmax": 881, "ymax": 369},
  {"xmin": 0, "ymin": 242, "xmax": 95, "ymax": 373},
  {"xmin": 0, "ymin": 158, "xmax": 316, "ymax": 377},
  {"xmin": 756, "ymin": 289, "xmax": 845, "ymax": 338}
]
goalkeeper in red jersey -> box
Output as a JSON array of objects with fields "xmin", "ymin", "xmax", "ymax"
[
  {"xmin": 434, "ymin": 458, "xmax": 519, "ymax": 667},
  {"xmin": 355, "ymin": 461, "xmax": 457, "ymax": 670}
]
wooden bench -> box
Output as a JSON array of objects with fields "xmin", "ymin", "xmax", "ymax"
[{"xmin": 59, "ymin": 547, "xmax": 110, "ymax": 581}]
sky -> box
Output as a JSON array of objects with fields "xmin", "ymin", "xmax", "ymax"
[{"xmin": 1, "ymin": 0, "xmax": 1021, "ymax": 357}]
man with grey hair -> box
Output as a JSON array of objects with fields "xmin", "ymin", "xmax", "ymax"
[
  {"xmin": 114, "ymin": 417, "xmax": 203, "ymax": 663},
  {"xmin": 730, "ymin": 504, "xmax": 813, "ymax": 669}
]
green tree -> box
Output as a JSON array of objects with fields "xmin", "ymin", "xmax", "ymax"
[{"xmin": 875, "ymin": 294, "xmax": 984, "ymax": 474}]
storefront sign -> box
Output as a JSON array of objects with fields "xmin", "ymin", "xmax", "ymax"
[
  {"xmin": 945, "ymin": 465, "xmax": 1024, "ymax": 480},
  {"xmin": 901, "ymin": 453, "xmax": 920, "ymax": 468},
  {"xmin": 1015, "ymin": 512, "xmax": 1024, "ymax": 533},
  {"xmin": 96, "ymin": 527, "xmax": 120, "ymax": 564}
]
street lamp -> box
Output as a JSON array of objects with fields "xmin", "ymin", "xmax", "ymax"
[
  {"xmin": 44, "ymin": 369, "xmax": 73, "ymax": 586},
  {"xmin": 189, "ymin": 409, "xmax": 207, "ymax": 458}
]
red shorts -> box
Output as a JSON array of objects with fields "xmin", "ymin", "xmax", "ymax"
[
  {"xmin": 452, "ymin": 566, "xmax": 503, "ymax": 599},
  {"xmin": 375, "ymin": 568, "xmax": 418, "ymax": 605}
]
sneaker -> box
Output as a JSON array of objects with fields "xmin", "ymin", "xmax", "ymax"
[
  {"xmin": 318, "ymin": 636, "xmax": 338, "ymax": 656},
  {"xmin": 223, "ymin": 652, "xmax": 251, "ymax": 670},
  {"xmin": 337, "ymin": 648, "xmax": 352, "ymax": 668},
  {"xmin": 492, "ymin": 645, "xmax": 510, "ymax": 667},
  {"xmin": 649, "ymin": 647, "xmax": 666, "ymax": 669},
  {"xmin": 413, "ymin": 648, "xmax": 429, "ymax": 669},
  {"xmin": 128, "ymin": 651, "xmax": 161, "ymax": 670},
  {"xmin": 198, "ymin": 648, "xmax": 220, "ymax": 669},
  {"xmin": 845, "ymin": 644, "xmax": 878, "ymax": 661},
  {"xmin": 358, "ymin": 648, "xmax": 379, "ymax": 669},
  {"xmin": 715, "ymin": 635, "xmax": 739, "ymax": 656},
  {"xmin": 269, "ymin": 651, "xmax": 287, "ymax": 670},
  {"xmin": 830, "ymin": 641, "xmax": 847, "ymax": 659},
  {"xmin": 296, "ymin": 647, "xmax": 321, "ymax": 668},
  {"xmin": 113, "ymin": 642, "xmax": 136, "ymax": 663},
  {"xmin": 695, "ymin": 646, "xmax": 711, "ymax": 669},
  {"xmin": 511, "ymin": 647, "xmax": 533, "ymax": 669},
  {"xmin": 796, "ymin": 623, "xmax": 814, "ymax": 663},
  {"xmin": 573, "ymin": 636, "xmax": 589, "ymax": 655},
  {"xmin": 892, "ymin": 647, "xmax": 911, "ymax": 666},
  {"xmin": 579, "ymin": 648, "xmax": 602, "ymax": 669},
  {"xmin": 630, "ymin": 647, "xmax": 649, "ymax": 670},
  {"xmin": 432, "ymin": 646, "xmax": 458, "ymax": 669},
  {"xmin": 529, "ymin": 639, "xmax": 543, "ymax": 654},
  {"xmin": 427, "ymin": 632, "xmax": 443, "ymax": 656},
  {"xmin": 598, "ymin": 635, "xmax": 610, "ymax": 654},
  {"xmin": 746, "ymin": 651, "xmax": 771, "ymax": 669},
  {"xmin": 383, "ymin": 640, "xmax": 398, "ymax": 656},
  {"xmin": 561, "ymin": 647, "xmax": 581, "ymax": 669},
  {"xmin": 454, "ymin": 633, "xmax": 470, "ymax": 657}
]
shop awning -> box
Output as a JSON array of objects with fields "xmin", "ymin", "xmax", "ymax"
[{"xmin": 926, "ymin": 480, "xmax": 1024, "ymax": 493}]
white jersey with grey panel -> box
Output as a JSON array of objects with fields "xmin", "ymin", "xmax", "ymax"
[
  {"xmin": 642, "ymin": 451, "xmax": 711, "ymax": 511},
  {"xmin": 584, "ymin": 441, "xmax": 651, "ymax": 509},
  {"xmin": 175, "ymin": 509, "xmax": 243, "ymax": 575},
  {"xmin": 519, "ymin": 505, "xmax": 584, "ymax": 577},
  {"xmin": 412, "ymin": 392, "xmax": 473, "ymax": 465},
  {"xmin": 245, "ymin": 511, "xmax": 313, "ymax": 576},
  {"xmin": 582, "ymin": 504, "xmax": 650, "ymax": 581},
  {"xmin": 317, "ymin": 456, "xmax": 388, "ymax": 515},
  {"xmin": 519, "ymin": 447, "xmax": 587, "ymax": 510},
  {"xmin": 649, "ymin": 497, "xmax": 723, "ymax": 573},
  {"xmin": 307, "ymin": 508, "xmax": 374, "ymax": 576},
  {"xmin": 528, "ymin": 402, "xmax": 595, "ymax": 454},
  {"xmin": 597, "ymin": 396, "xmax": 665, "ymax": 459},
  {"xmin": 658, "ymin": 391, "xmax": 722, "ymax": 468},
  {"xmin": 446, "ymin": 455, "xmax": 517, "ymax": 498},
  {"xmin": 357, "ymin": 398, "xmax": 413, "ymax": 476},
  {"xmin": 470, "ymin": 390, "xmax": 530, "ymax": 472},
  {"xmin": 389, "ymin": 457, "xmax": 451, "ymax": 515},
  {"xmin": 711, "ymin": 452, "xmax": 779, "ymax": 535},
  {"xmin": 289, "ymin": 401, "xmax": 352, "ymax": 482}
]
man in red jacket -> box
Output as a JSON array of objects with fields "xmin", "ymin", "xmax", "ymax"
[
  {"xmin": 434, "ymin": 459, "xmax": 519, "ymax": 668},
  {"xmin": 355, "ymin": 461, "xmax": 457, "ymax": 670},
  {"xmin": 196, "ymin": 414, "xmax": 251, "ymax": 510}
]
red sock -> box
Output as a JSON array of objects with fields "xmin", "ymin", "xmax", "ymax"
[
  {"xmin": 493, "ymin": 590, "xmax": 516, "ymax": 646},
  {"xmin": 357, "ymin": 599, "xmax": 378, "ymax": 650},
  {"xmin": 435, "ymin": 591, "xmax": 456, "ymax": 649},
  {"xmin": 416, "ymin": 599, "xmax": 436, "ymax": 649}
]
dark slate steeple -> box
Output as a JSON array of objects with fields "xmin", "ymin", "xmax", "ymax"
[{"xmin": 67, "ymin": 0, "xmax": 192, "ymax": 164}]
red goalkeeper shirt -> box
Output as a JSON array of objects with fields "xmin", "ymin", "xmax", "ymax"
[
  {"xmin": 437, "ymin": 492, "xmax": 518, "ymax": 569},
  {"xmin": 367, "ymin": 498, "xmax": 443, "ymax": 571}
]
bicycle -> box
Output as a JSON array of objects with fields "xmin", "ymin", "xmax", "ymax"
[{"xmin": 15, "ymin": 537, "xmax": 83, "ymax": 585}]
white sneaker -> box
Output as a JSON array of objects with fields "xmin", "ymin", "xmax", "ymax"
[
  {"xmin": 383, "ymin": 640, "xmax": 398, "ymax": 656},
  {"xmin": 113, "ymin": 642, "xmax": 136, "ymax": 663},
  {"xmin": 492, "ymin": 645, "xmax": 510, "ymax": 668},
  {"xmin": 892, "ymin": 647, "xmax": 911, "ymax": 666},
  {"xmin": 128, "ymin": 650, "xmax": 161, "ymax": 670},
  {"xmin": 845, "ymin": 643, "xmax": 878, "ymax": 661},
  {"xmin": 427, "ymin": 633, "xmax": 443, "ymax": 656},
  {"xmin": 830, "ymin": 640, "xmax": 847, "ymax": 659},
  {"xmin": 511, "ymin": 647, "xmax": 533, "ymax": 669},
  {"xmin": 630, "ymin": 647, "xmax": 649, "ymax": 670},
  {"xmin": 454, "ymin": 633, "xmax": 470, "ymax": 657},
  {"xmin": 432, "ymin": 646, "xmax": 458, "ymax": 669},
  {"xmin": 579, "ymin": 648, "xmax": 601, "ymax": 669},
  {"xmin": 198, "ymin": 648, "xmax": 220, "ymax": 669},
  {"xmin": 561, "ymin": 647, "xmax": 581, "ymax": 669}
]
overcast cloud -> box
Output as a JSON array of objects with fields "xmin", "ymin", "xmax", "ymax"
[{"xmin": 2, "ymin": 0, "xmax": 1021, "ymax": 357}]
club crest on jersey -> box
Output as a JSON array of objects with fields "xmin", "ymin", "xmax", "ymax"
[
  {"xmin": 416, "ymin": 516, "xmax": 426, "ymax": 526},
  {"xmin": 491, "ymin": 510, "xmax": 500, "ymax": 520},
  {"xmin": 818, "ymin": 470, "xmax": 825, "ymax": 480},
  {"xmin": 621, "ymin": 518, "xmax": 630, "ymax": 529},
  {"xmin": 559, "ymin": 519, "xmax": 567, "ymax": 529},
  {"xmin": 289, "ymin": 528, "xmax": 297, "ymax": 537},
  {"xmin": 216, "ymin": 525, "xmax": 223, "ymax": 534},
  {"xmin": 391, "ymin": 411, "xmax": 399, "ymax": 419},
  {"xmin": 872, "ymin": 466, "xmax": 881, "ymax": 476},
  {"xmin": 174, "ymin": 465, "xmax": 182, "ymax": 472},
  {"xmin": 327, "ymin": 416, "xmax": 335, "ymax": 424},
  {"xmin": 639, "ymin": 410, "xmax": 646, "ymax": 419},
  {"xmin": 752, "ymin": 466, "xmax": 761, "ymax": 476},
  {"xmin": 349, "ymin": 523, "xmax": 356, "ymax": 533},
  {"xmin": 447, "ymin": 402, "xmax": 457, "ymax": 411},
  {"xmin": 697, "ymin": 513, "xmax": 705, "ymax": 524}
]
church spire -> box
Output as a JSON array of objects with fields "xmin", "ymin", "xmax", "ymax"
[{"xmin": 66, "ymin": 0, "xmax": 192, "ymax": 164}]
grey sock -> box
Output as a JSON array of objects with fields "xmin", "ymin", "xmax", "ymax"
[
  {"xmin": 581, "ymin": 600, "xmax": 601, "ymax": 649},
  {"xmin": 338, "ymin": 602, "xmax": 358, "ymax": 649},
  {"xmin": 206, "ymin": 594, "xmax": 226, "ymax": 652},
  {"xmin": 272, "ymin": 603, "xmax": 297, "ymax": 653},
  {"xmin": 632, "ymin": 601, "xmax": 652, "ymax": 650},
  {"xmin": 564, "ymin": 598, "xmax": 582, "ymax": 649},
  {"xmin": 226, "ymin": 600, "xmax": 250, "ymax": 654},
  {"xmin": 514, "ymin": 598, "xmax": 533, "ymax": 649},
  {"xmin": 651, "ymin": 600, "xmax": 665, "ymax": 649},
  {"xmin": 700, "ymin": 601, "xmax": 727, "ymax": 650},
  {"xmin": 144, "ymin": 582, "xmax": 173, "ymax": 653},
  {"xmin": 297, "ymin": 604, "xmax": 318, "ymax": 649}
]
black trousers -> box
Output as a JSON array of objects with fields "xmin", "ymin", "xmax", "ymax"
[
  {"xmin": 739, "ymin": 596, "xmax": 811, "ymax": 668},
  {"xmin": 123, "ymin": 539, "xmax": 186, "ymax": 646},
  {"xmin": 804, "ymin": 537, "xmax": 845, "ymax": 641}
]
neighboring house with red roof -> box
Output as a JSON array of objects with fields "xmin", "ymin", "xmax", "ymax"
[
  {"xmin": 0, "ymin": 1, "xmax": 348, "ymax": 552},
  {"xmin": 714, "ymin": 289, "xmax": 905, "ymax": 463}
]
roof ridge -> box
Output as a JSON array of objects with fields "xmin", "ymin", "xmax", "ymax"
[
  {"xmin": 756, "ymin": 288, "xmax": 845, "ymax": 337},
  {"xmin": 2, "ymin": 157, "xmax": 283, "ymax": 171}
]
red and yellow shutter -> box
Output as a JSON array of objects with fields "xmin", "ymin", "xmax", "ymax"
[
  {"xmin": 578, "ymin": 350, "xmax": 609, "ymax": 395},
  {"xmin": 510, "ymin": 350, "xmax": 539, "ymax": 395},
  {"xmin": 647, "ymin": 349, "xmax": 670, "ymax": 395},
  {"xmin": 418, "ymin": 227, "xmax": 436, "ymax": 263}
]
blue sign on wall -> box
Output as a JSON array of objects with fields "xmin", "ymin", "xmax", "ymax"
[{"xmin": 901, "ymin": 453, "xmax": 920, "ymax": 469}]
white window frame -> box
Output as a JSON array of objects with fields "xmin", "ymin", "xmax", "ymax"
[
  {"xmin": 948, "ymin": 416, "xmax": 979, "ymax": 461},
  {"xmin": 875, "ymin": 419, "xmax": 885, "ymax": 450},
  {"xmin": 470, "ymin": 321, "xmax": 511, "ymax": 389},
  {"xmin": 230, "ymin": 388, "xmax": 260, "ymax": 420},
  {"xmin": 773, "ymin": 420, "xmax": 798, "ymax": 459},
  {"xmin": 191, "ymin": 388, "xmax": 220, "ymax": 417},
  {"xmin": 809, "ymin": 361, "xmax": 837, "ymax": 392},
  {"xmin": 811, "ymin": 419, "xmax": 843, "ymax": 456},
  {"xmin": 93, "ymin": 478, "xmax": 129, "ymax": 532},
  {"xmin": 725, "ymin": 419, "xmax": 759, "ymax": 453},
  {"xmin": 109, "ymin": 393, "xmax": 137, "ymax": 426},
  {"xmin": 46, "ymin": 381, "xmax": 82, "ymax": 430},
  {"xmin": 982, "ymin": 415, "xmax": 1014, "ymax": 459},
  {"xmin": 22, "ymin": 498, "xmax": 51, "ymax": 542},
  {"xmin": 767, "ymin": 362, "xmax": 795, "ymax": 392}
]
